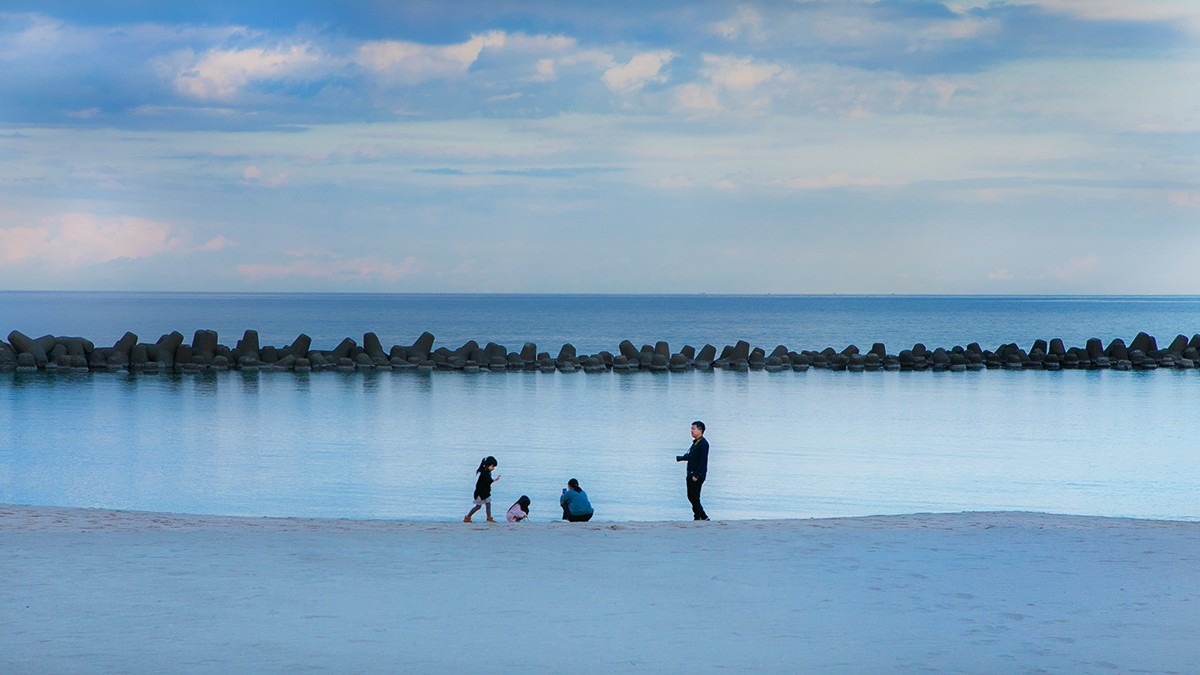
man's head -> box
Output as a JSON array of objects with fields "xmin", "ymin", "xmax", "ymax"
[{"xmin": 691, "ymin": 420, "xmax": 705, "ymax": 439}]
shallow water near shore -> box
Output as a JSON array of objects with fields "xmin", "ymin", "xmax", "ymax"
[
  {"xmin": 3, "ymin": 292, "xmax": 1199, "ymax": 522},
  {"xmin": 2, "ymin": 366, "xmax": 1197, "ymax": 522}
]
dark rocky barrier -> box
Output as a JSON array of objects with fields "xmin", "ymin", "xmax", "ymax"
[{"xmin": 3, "ymin": 328, "xmax": 1200, "ymax": 375}]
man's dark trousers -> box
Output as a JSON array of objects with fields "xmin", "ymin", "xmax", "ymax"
[{"xmin": 687, "ymin": 477, "xmax": 708, "ymax": 520}]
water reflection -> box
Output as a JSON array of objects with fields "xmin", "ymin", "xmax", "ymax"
[
  {"xmin": 237, "ymin": 369, "xmax": 260, "ymax": 392},
  {"xmin": 189, "ymin": 371, "xmax": 221, "ymax": 397},
  {"xmin": 1, "ymin": 368, "xmax": 1198, "ymax": 522}
]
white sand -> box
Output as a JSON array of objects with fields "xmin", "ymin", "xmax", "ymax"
[{"xmin": 2, "ymin": 506, "xmax": 1198, "ymax": 673}]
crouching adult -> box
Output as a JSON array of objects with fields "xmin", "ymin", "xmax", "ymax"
[{"xmin": 560, "ymin": 478, "xmax": 594, "ymax": 522}]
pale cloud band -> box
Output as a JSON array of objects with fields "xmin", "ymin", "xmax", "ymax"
[
  {"xmin": 0, "ymin": 213, "xmax": 232, "ymax": 266},
  {"xmin": 0, "ymin": 1, "xmax": 1197, "ymax": 293},
  {"xmin": 237, "ymin": 252, "xmax": 425, "ymax": 283}
]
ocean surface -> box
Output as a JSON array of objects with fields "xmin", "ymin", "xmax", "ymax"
[{"xmin": 3, "ymin": 292, "xmax": 1199, "ymax": 522}]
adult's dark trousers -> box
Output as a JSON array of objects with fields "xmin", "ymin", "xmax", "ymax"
[
  {"xmin": 687, "ymin": 477, "xmax": 708, "ymax": 520},
  {"xmin": 562, "ymin": 507, "xmax": 593, "ymax": 522}
]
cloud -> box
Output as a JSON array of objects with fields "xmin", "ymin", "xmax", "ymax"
[
  {"xmin": 1049, "ymin": 253, "xmax": 1100, "ymax": 281},
  {"xmin": 195, "ymin": 235, "xmax": 235, "ymax": 252},
  {"xmin": 916, "ymin": 16, "xmax": 998, "ymax": 43},
  {"xmin": 0, "ymin": 13, "xmax": 67, "ymax": 59},
  {"xmin": 672, "ymin": 53, "xmax": 784, "ymax": 113},
  {"xmin": 241, "ymin": 164, "xmax": 291, "ymax": 187},
  {"xmin": 653, "ymin": 175, "xmax": 695, "ymax": 189},
  {"xmin": 777, "ymin": 171, "xmax": 903, "ymax": 190},
  {"xmin": 531, "ymin": 48, "xmax": 613, "ymax": 83},
  {"xmin": 1168, "ymin": 192, "xmax": 1200, "ymax": 207},
  {"xmin": 237, "ymin": 251, "xmax": 424, "ymax": 282},
  {"xmin": 355, "ymin": 32, "xmax": 506, "ymax": 84},
  {"xmin": 533, "ymin": 58, "xmax": 557, "ymax": 81},
  {"xmin": 491, "ymin": 167, "xmax": 621, "ymax": 178},
  {"xmin": 673, "ymin": 83, "xmax": 722, "ymax": 113},
  {"xmin": 1028, "ymin": 0, "xmax": 1200, "ymax": 33},
  {"xmin": 704, "ymin": 54, "xmax": 783, "ymax": 91},
  {"xmin": 175, "ymin": 43, "xmax": 324, "ymax": 100},
  {"xmin": 486, "ymin": 92, "xmax": 523, "ymax": 103},
  {"xmin": 602, "ymin": 50, "xmax": 675, "ymax": 94},
  {"xmin": 0, "ymin": 213, "xmax": 227, "ymax": 266},
  {"xmin": 988, "ymin": 268, "xmax": 1015, "ymax": 281},
  {"xmin": 711, "ymin": 6, "xmax": 767, "ymax": 42}
]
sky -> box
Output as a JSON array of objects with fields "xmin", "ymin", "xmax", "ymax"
[{"xmin": 0, "ymin": 0, "xmax": 1197, "ymax": 294}]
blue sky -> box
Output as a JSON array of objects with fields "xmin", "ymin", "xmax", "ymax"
[{"xmin": 1, "ymin": 0, "xmax": 1197, "ymax": 293}]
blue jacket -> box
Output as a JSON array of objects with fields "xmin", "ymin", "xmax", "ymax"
[{"xmin": 560, "ymin": 488, "xmax": 593, "ymax": 516}]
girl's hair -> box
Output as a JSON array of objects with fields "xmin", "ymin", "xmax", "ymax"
[
  {"xmin": 567, "ymin": 478, "xmax": 581, "ymax": 491},
  {"xmin": 476, "ymin": 456, "xmax": 498, "ymax": 474},
  {"xmin": 515, "ymin": 495, "xmax": 531, "ymax": 513}
]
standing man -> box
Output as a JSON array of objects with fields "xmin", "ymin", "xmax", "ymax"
[{"xmin": 676, "ymin": 420, "xmax": 710, "ymax": 521}]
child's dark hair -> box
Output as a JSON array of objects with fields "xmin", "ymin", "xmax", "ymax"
[
  {"xmin": 476, "ymin": 456, "xmax": 498, "ymax": 474},
  {"xmin": 516, "ymin": 495, "xmax": 531, "ymax": 513}
]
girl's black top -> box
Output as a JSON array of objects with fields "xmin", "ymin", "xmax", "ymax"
[{"xmin": 474, "ymin": 468, "xmax": 493, "ymax": 499}]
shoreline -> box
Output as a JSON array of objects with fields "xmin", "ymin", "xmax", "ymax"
[
  {"xmin": 3, "ymin": 505, "xmax": 1198, "ymax": 672},
  {"xmin": 3, "ymin": 502, "xmax": 1199, "ymax": 530}
]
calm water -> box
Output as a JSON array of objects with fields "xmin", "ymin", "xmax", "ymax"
[
  {"xmin": 2, "ymin": 293, "xmax": 1199, "ymax": 522},
  {"xmin": 5, "ymin": 292, "xmax": 1200, "ymax": 354}
]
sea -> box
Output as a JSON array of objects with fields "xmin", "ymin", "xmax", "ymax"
[{"xmin": 2, "ymin": 292, "xmax": 1199, "ymax": 523}]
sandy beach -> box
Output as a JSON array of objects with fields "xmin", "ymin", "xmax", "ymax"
[{"xmin": 2, "ymin": 506, "xmax": 1197, "ymax": 673}]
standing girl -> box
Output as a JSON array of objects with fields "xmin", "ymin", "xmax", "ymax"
[{"xmin": 464, "ymin": 456, "xmax": 500, "ymax": 523}]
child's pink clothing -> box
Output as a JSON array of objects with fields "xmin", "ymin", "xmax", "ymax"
[{"xmin": 506, "ymin": 503, "xmax": 528, "ymax": 522}]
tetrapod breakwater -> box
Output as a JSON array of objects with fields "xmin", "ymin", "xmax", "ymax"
[{"xmin": 5, "ymin": 328, "xmax": 1200, "ymax": 375}]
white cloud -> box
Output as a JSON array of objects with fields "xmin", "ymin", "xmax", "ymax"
[
  {"xmin": 673, "ymin": 83, "xmax": 723, "ymax": 113},
  {"xmin": 988, "ymin": 268, "xmax": 1015, "ymax": 281},
  {"xmin": 1168, "ymin": 192, "xmax": 1200, "ymax": 207},
  {"xmin": 241, "ymin": 165, "xmax": 291, "ymax": 187},
  {"xmin": 352, "ymin": 31, "xmax": 577, "ymax": 87},
  {"xmin": 0, "ymin": 14, "xmax": 67, "ymax": 59},
  {"xmin": 196, "ymin": 235, "xmax": 235, "ymax": 252},
  {"xmin": 533, "ymin": 58, "xmax": 557, "ymax": 81},
  {"xmin": 777, "ymin": 171, "xmax": 902, "ymax": 190},
  {"xmin": 237, "ymin": 252, "xmax": 424, "ymax": 282},
  {"xmin": 910, "ymin": 16, "xmax": 999, "ymax": 50},
  {"xmin": 653, "ymin": 175, "xmax": 695, "ymax": 189},
  {"xmin": 711, "ymin": 6, "xmax": 766, "ymax": 42},
  {"xmin": 673, "ymin": 54, "xmax": 785, "ymax": 114},
  {"xmin": 175, "ymin": 43, "xmax": 323, "ymax": 100},
  {"xmin": 706, "ymin": 54, "xmax": 783, "ymax": 91},
  {"xmin": 531, "ymin": 49, "xmax": 612, "ymax": 83},
  {"xmin": 491, "ymin": 32, "xmax": 577, "ymax": 54},
  {"xmin": 0, "ymin": 213, "xmax": 226, "ymax": 265},
  {"xmin": 486, "ymin": 92, "xmax": 524, "ymax": 103},
  {"xmin": 602, "ymin": 50, "xmax": 675, "ymax": 94},
  {"xmin": 355, "ymin": 32, "xmax": 509, "ymax": 84},
  {"xmin": 1049, "ymin": 253, "xmax": 1100, "ymax": 281},
  {"xmin": 1026, "ymin": 0, "xmax": 1200, "ymax": 33}
]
